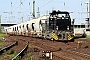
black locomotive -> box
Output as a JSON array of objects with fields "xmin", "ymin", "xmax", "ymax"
[{"xmin": 42, "ymin": 10, "xmax": 74, "ymax": 41}]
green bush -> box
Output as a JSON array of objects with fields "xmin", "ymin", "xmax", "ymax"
[
  {"xmin": 81, "ymin": 32, "xmax": 87, "ymax": 38},
  {"xmin": 74, "ymin": 32, "xmax": 87, "ymax": 39}
]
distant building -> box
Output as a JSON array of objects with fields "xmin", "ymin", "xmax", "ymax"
[
  {"xmin": 71, "ymin": 24, "xmax": 85, "ymax": 28},
  {"xmin": 1, "ymin": 23, "xmax": 16, "ymax": 32},
  {"xmin": 72, "ymin": 24, "xmax": 90, "ymax": 36}
]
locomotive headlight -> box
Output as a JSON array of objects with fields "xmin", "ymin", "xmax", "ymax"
[
  {"xmin": 62, "ymin": 17, "xmax": 64, "ymax": 19},
  {"xmin": 56, "ymin": 26, "xmax": 58, "ymax": 30},
  {"xmin": 66, "ymin": 18, "xmax": 68, "ymax": 19},
  {"xmin": 50, "ymin": 18, "xmax": 52, "ymax": 20},
  {"xmin": 50, "ymin": 16, "xmax": 53, "ymax": 19},
  {"xmin": 67, "ymin": 26, "xmax": 69, "ymax": 30},
  {"xmin": 53, "ymin": 16, "xmax": 56, "ymax": 18},
  {"xmin": 50, "ymin": 16, "xmax": 53, "ymax": 20}
]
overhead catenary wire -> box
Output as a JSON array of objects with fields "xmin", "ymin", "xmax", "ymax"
[
  {"xmin": 0, "ymin": 0, "xmax": 88, "ymax": 24},
  {"xmin": 12, "ymin": 0, "xmax": 26, "ymax": 13},
  {"xmin": 39, "ymin": 0, "xmax": 53, "ymax": 9}
]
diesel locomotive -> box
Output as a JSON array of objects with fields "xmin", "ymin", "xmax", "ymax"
[
  {"xmin": 41, "ymin": 10, "xmax": 74, "ymax": 41},
  {"xmin": 4, "ymin": 10, "xmax": 74, "ymax": 41}
]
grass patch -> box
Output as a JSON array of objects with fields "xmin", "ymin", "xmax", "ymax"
[
  {"xmin": 12, "ymin": 51, "xmax": 17, "ymax": 57},
  {"xmin": 0, "ymin": 33, "xmax": 7, "ymax": 40},
  {"xmin": 26, "ymin": 56, "xmax": 33, "ymax": 60},
  {"xmin": 7, "ymin": 50, "xmax": 15, "ymax": 55},
  {"xmin": 86, "ymin": 36, "xmax": 90, "ymax": 38},
  {"xmin": 0, "ymin": 58, "xmax": 3, "ymax": 60},
  {"xmin": 25, "ymin": 51, "xmax": 33, "ymax": 60},
  {"xmin": 16, "ymin": 56, "xmax": 21, "ymax": 60},
  {"xmin": 0, "ymin": 33, "xmax": 7, "ymax": 37},
  {"xmin": 0, "ymin": 42, "xmax": 5, "ymax": 46},
  {"xmin": 6, "ymin": 50, "xmax": 18, "ymax": 58},
  {"xmin": 0, "ymin": 50, "xmax": 18, "ymax": 60}
]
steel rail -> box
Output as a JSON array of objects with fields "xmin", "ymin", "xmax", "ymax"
[
  {"xmin": 0, "ymin": 41, "xmax": 18, "ymax": 54},
  {"xmin": 12, "ymin": 42, "xmax": 28, "ymax": 60}
]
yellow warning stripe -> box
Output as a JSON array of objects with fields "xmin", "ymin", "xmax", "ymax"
[
  {"xmin": 68, "ymin": 35, "xmax": 74, "ymax": 40},
  {"xmin": 52, "ymin": 33, "xmax": 58, "ymax": 40},
  {"xmin": 68, "ymin": 35, "xmax": 72, "ymax": 40}
]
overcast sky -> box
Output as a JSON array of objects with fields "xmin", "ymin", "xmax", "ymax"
[{"xmin": 0, "ymin": 0, "xmax": 89, "ymax": 24}]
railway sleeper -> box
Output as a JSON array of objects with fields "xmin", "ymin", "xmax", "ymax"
[
  {"xmin": 63, "ymin": 50, "xmax": 90, "ymax": 59},
  {"xmin": 53, "ymin": 52, "xmax": 73, "ymax": 60}
]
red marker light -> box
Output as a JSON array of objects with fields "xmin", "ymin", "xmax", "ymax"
[
  {"xmin": 48, "ymin": 50, "xmax": 51, "ymax": 52},
  {"xmin": 42, "ymin": 51, "xmax": 45, "ymax": 53}
]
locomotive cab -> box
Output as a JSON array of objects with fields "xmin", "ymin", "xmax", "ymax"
[
  {"xmin": 49, "ymin": 10, "xmax": 71, "ymax": 31},
  {"xmin": 44, "ymin": 10, "xmax": 74, "ymax": 41}
]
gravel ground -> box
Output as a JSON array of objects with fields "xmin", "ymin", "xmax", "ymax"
[{"xmin": 3, "ymin": 36, "xmax": 90, "ymax": 60}]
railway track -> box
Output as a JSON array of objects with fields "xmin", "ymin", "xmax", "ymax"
[
  {"xmin": 27, "ymin": 40, "xmax": 90, "ymax": 60},
  {"xmin": 63, "ymin": 50, "xmax": 90, "ymax": 59},
  {"xmin": 3, "ymin": 36, "xmax": 90, "ymax": 60},
  {"xmin": 0, "ymin": 41, "xmax": 17, "ymax": 55},
  {"xmin": 0, "ymin": 38, "xmax": 28, "ymax": 60},
  {"xmin": 53, "ymin": 50, "xmax": 90, "ymax": 60},
  {"xmin": 12, "ymin": 42, "xmax": 28, "ymax": 60}
]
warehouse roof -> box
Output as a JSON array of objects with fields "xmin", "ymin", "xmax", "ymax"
[{"xmin": 1, "ymin": 23, "xmax": 16, "ymax": 26}]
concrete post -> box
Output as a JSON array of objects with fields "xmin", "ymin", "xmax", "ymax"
[{"xmin": 77, "ymin": 41, "xmax": 82, "ymax": 49}]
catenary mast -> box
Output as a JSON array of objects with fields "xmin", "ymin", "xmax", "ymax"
[
  {"xmin": 33, "ymin": 0, "xmax": 35, "ymax": 19},
  {"xmin": 89, "ymin": 0, "xmax": 90, "ymax": 28},
  {"xmin": 85, "ymin": 1, "xmax": 90, "ymax": 28}
]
